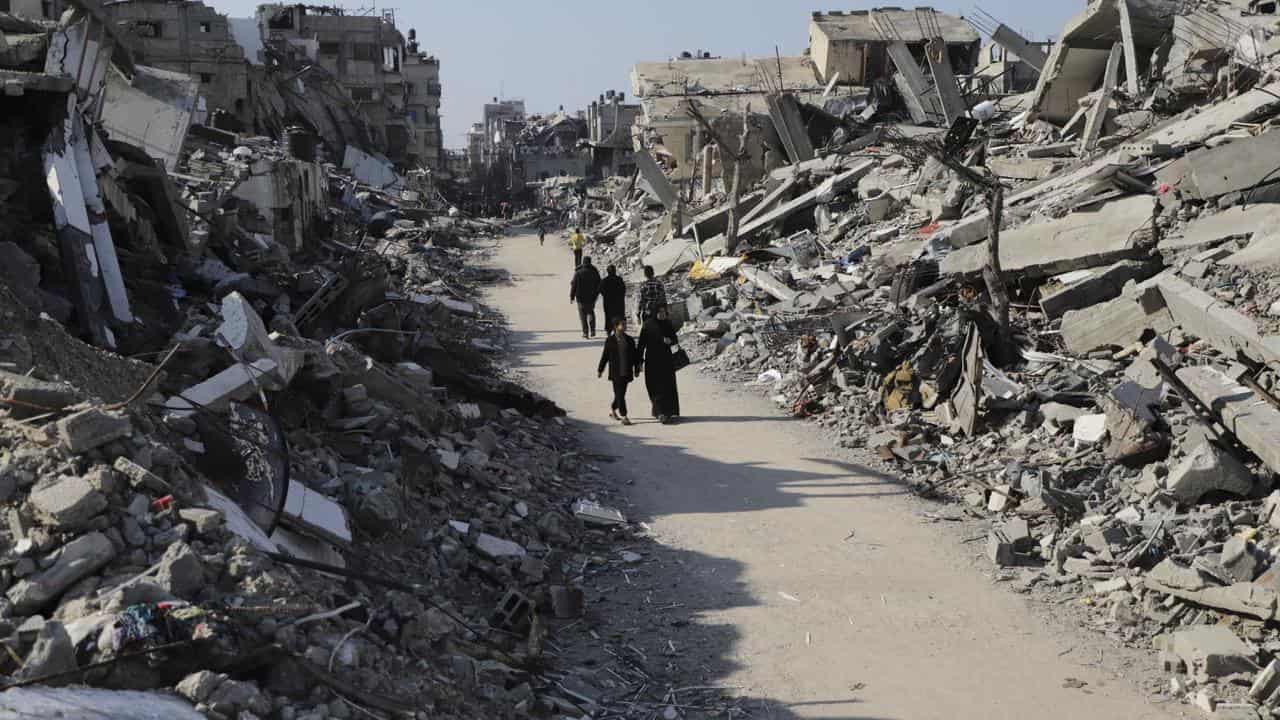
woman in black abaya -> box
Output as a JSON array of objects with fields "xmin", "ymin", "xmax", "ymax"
[{"xmin": 637, "ymin": 306, "xmax": 680, "ymax": 423}]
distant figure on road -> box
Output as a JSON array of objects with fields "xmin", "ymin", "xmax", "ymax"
[
  {"xmin": 638, "ymin": 306, "xmax": 681, "ymax": 424},
  {"xmin": 598, "ymin": 317, "xmax": 639, "ymax": 426},
  {"xmin": 600, "ymin": 265, "xmax": 626, "ymax": 328},
  {"xmin": 569, "ymin": 228, "xmax": 587, "ymax": 267},
  {"xmin": 637, "ymin": 265, "xmax": 667, "ymax": 324},
  {"xmin": 538, "ymin": 224, "xmax": 546, "ymax": 246},
  {"xmin": 570, "ymin": 256, "xmax": 602, "ymax": 339}
]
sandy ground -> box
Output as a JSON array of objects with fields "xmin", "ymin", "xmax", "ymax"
[{"xmin": 485, "ymin": 232, "xmax": 1184, "ymax": 720}]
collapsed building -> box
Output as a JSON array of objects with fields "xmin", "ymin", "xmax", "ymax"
[
  {"xmin": 0, "ymin": 0, "xmax": 672, "ymax": 717},
  {"xmin": 568, "ymin": 1, "xmax": 1280, "ymax": 716}
]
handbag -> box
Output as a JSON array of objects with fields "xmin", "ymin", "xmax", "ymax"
[{"xmin": 670, "ymin": 343, "xmax": 691, "ymax": 372}]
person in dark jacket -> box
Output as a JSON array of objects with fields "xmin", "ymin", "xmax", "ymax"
[
  {"xmin": 569, "ymin": 257, "xmax": 602, "ymax": 338},
  {"xmin": 600, "ymin": 265, "xmax": 626, "ymax": 329},
  {"xmin": 597, "ymin": 317, "xmax": 639, "ymax": 425},
  {"xmin": 637, "ymin": 306, "xmax": 681, "ymax": 423}
]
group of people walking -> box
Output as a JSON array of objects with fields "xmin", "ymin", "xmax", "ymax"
[{"xmin": 564, "ymin": 230, "xmax": 682, "ymax": 425}]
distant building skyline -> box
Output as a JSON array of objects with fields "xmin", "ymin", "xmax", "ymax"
[{"xmin": 173, "ymin": 1, "xmax": 1080, "ymax": 150}]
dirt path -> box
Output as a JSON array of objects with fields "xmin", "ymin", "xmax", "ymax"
[{"xmin": 486, "ymin": 232, "xmax": 1181, "ymax": 720}]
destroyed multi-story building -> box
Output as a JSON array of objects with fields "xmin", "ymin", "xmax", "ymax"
[
  {"xmin": 103, "ymin": 0, "xmax": 253, "ymax": 129},
  {"xmin": 465, "ymin": 122, "xmax": 485, "ymax": 177},
  {"xmin": 807, "ymin": 8, "xmax": 980, "ymax": 87},
  {"xmin": 630, "ymin": 52, "xmax": 834, "ymax": 187},
  {"xmin": 973, "ymin": 38, "xmax": 1053, "ymax": 94},
  {"xmin": 256, "ymin": 3, "xmax": 413, "ymax": 161},
  {"xmin": 518, "ymin": 110, "xmax": 589, "ymax": 182},
  {"xmin": 587, "ymin": 89, "xmax": 640, "ymax": 179},
  {"xmin": 402, "ymin": 31, "xmax": 444, "ymax": 173}
]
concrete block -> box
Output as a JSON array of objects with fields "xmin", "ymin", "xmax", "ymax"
[
  {"xmin": 1177, "ymin": 366, "xmax": 1280, "ymax": 475},
  {"xmin": 1061, "ymin": 284, "xmax": 1172, "ymax": 354},
  {"xmin": 475, "ymin": 533, "xmax": 526, "ymax": 559},
  {"xmin": 1073, "ymin": 414, "xmax": 1108, "ymax": 446},
  {"xmin": 30, "ymin": 476, "xmax": 107, "ymax": 530},
  {"xmin": 282, "ymin": 480, "xmax": 352, "ymax": 545},
  {"xmin": 6, "ymin": 532, "xmax": 117, "ymax": 613},
  {"xmin": 941, "ymin": 196, "xmax": 1154, "ymax": 279},
  {"xmin": 0, "ymin": 371, "xmax": 82, "ymax": 420},
  {"xmin": 1249, "ymin": 659, "xmax": 1280, "ymax": 701},
  {"xmin": 164, "ymin": 359, "xmax": 283, "ymax": 417},
  {"xmin": 1158, "ymin": 275, "xmax": 1280, "ymax": 367},
  {"xmin": 56, "ymin": 409, "xmax": 132, "ymax": 454},
  {"xmin": 1165, "ymin": 441, "xmax": 1254, "ymax": 505},
  {"xmin": 1039, "ymin": 260, "xmax": 1164, "ymax": 318},
  {"xmin": 1167, "ymin": 626, "xmax": 1257, "ymax": 683},
  {"xmin": 113, "ymin": 457, "xmax": 171, "ymax": 494}
]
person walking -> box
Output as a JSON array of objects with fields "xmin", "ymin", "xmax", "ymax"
[
  {"xmin": 569, "ymin": 228, "xmax": 587, "ymax": 267},
  {"xmin": 538, "ymin": 224, "xmax": 546, "ymax": 246},
  {"xmin": 570, "ymin": 256, "xmax": 602, "ymax": 339},
  {"xmin": 637, "ymin": 265, "xmax": 668, "ymax": 325},
  {"xmin": 600, "ymin": 265, "xmax": 626, "ymax": 329},
  {"xmin": 598, "ymin": 317, "xmax": 639, "ymax": 425},
  {"xmin": 637, "ymin": 306, "xmax": 681, "ymax": 424}
]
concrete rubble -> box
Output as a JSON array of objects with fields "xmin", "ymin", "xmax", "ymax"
[
  {"xmin": 0, "ymin": 2, "xmax": 655, "ymax": 718},
  {"xmin": 532, "ymin": 1, "xmax": 1280, "ymax": 716}
]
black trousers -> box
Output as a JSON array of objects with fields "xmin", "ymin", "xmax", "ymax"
[
  {"xmin": 611, "ymin": 379, "xmax": 630, "ymax": 417},
  {"xmin": 578, "ymin": 302, "xmax": 596, "ymax": 336},
  {"xmin": 573, "ymin": 249, "xmax": 583, "ymax": 267}
]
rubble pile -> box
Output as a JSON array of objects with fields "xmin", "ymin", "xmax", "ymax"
[
  {"xmin": 567, "ymin": 0, "xmax": 1280, "ymax": 715},
  {"xmin": 0, "ymin": 4, "xmax": 667, "ymax": 719}
]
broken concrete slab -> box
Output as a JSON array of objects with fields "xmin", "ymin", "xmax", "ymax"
[
  {"xmin": 281, "ymin": 480, "xmax": 353, "ymax": 546},
  {"xmin": 1183, "ymin": 130, "xmax": 1280, "ymax": 200},
  {"xmin": 29, "ymin": 476, "xmax": 108, "ymax": 530},
  {"xmin": 1162, "ymin": 205, "xmax": 1280, "ymax": 252},
  {"xmin": 1177, "ymin": 366, "xmax": 1280, "ymax": 475},
  {"xmin": 56, "ymin": 408, "xmax": 132, "ymax": 454},
  {"xmin": 1060, "ymin": 283, "xmax": 1173, "ymax": 354},
  {"xmin": 6, "ymin": 531, "xmax": 117, "ymax": 613},
  {"xmin": 1165, "ymin": 441, "xmax": 1255, "ymax": 505},
  {"xmin": 737, "ymin": 266, "xmax": 797, "ymax": 303},
  {"xmin": 342, "ymin": 146, "xmax": 402, "ymax": 191},
  {"xmin": 739, "ymin": 161, "xmax": 876, "ymax": 241},
  {"xmin": 941, "ymin": 196, "xmax": 1155, "ymax": 279},
  {"xmin": 1224, "ymin": 226, "xmax": 1280, "ymax": 269},
  {"xmin": 642, "ymin": 238, "xmax": 700, "ymax": 277},
  {"xmin": 988, "ymin": 157, "xmax": 1064, "ymax": 181},
  {"xmin": 928, "ymin": 211, "xmax": 990, "ymax": 249},
  {"xmin": 0, "ymin": 370, "xmax": 83, "ymax": 420},
  {"xmin": 1039, "ymin": 259, "xmax": 1163, "ymax": 318},
  {"xmin": 475, "ymin": 533, "xmax": 527, "ymax": 559},
  {"xmin": 0, "ymin": 687, "xmax": 204, "ymax": 719},
  {"xmin": 1157, "ymin": 275, "xmax": 1280, "ymax": 367},
  {"xmin": 1163, "ymin": 623, "xmax": 1260, "ymax": 682},
  {"xmin": 217, "ymin": 292, "xmax": 303, "ymax": 383},
  {"xmin": 164, "ymin": 359, "xmax": 284, "ymax": 417}
]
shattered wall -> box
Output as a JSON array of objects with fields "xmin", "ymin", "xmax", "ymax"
[
  {"xmin": 100, "ymin": 64, "xmax": 199, "ymax": 172},
  {"xmin": 229, "ymin": 158, "xmax": 329, "ymax": 254},
  {"xmin": 104, "ymin": 0, "xmax": 253, "ymax": 128}
]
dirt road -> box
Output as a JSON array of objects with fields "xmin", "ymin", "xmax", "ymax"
[{"xmin": 487, "ymin": 232, "xmax": 1180, "ymax": 719}]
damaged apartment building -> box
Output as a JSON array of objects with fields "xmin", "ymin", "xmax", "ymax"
[
  {"xmin": 94, "ymin": 0, "xmax": 446, "ymax": 174},
  {"xmin": 257, "ymin": 4, "xmax": 419, "ymax": 165}
]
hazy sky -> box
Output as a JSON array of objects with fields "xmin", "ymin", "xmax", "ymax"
[{"xmin": 211, "ymin": 1, "xmax": 1079, "ymax": 149}]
